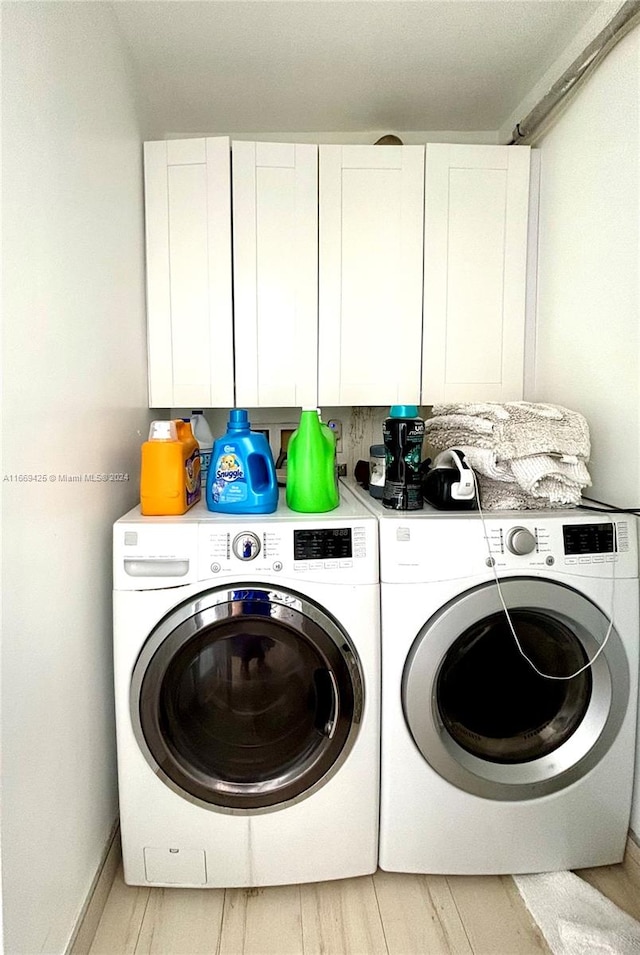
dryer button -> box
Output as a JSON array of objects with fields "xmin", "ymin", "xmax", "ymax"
[{"xmin": 505, "ymin": 526, "xmax": 537, "ymax": 556}]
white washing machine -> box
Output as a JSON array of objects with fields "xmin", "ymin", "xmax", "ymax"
[
  {"xmin": 347, "ymin": 481, "xmax": 639, "ymax": 875},
  {"xmin": 112, "ymin": 483, "xmax": 379, "ymax": 888}
]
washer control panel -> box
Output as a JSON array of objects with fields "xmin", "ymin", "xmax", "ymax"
[{"xmin": 199, "ymin": 520, "xmax": 377, "ymax": 584}]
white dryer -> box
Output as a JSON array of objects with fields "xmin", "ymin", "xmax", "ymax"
[
  {"xmin": 113, "ymin": 484, "xmax": 379, "ymax": 888},
  {"xmin": 347, "ymin": 482, "xmax": 639, "ymax": 874}
]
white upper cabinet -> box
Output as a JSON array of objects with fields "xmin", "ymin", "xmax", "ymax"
[
  {"xmin": 318, "ymin": 145, "xmax": 426, "ymax": 406},
  {"xmin": 143, "ymin": 138, "xmax": 532, "ymax": 410},
  {"xmin": 421, "ymin": 143, "xmax": 531, "ymax": 404},
  {"xmin": 232, "ymin": 142, "xmax": 318, "ymax": 407},
  {"xmin": 144, "ymin": 137, "xmax": 234, "ymax": 408}
]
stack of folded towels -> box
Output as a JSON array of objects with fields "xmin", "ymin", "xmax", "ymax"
[{"xmin": 424, "ymin": 401, "xmax": 592, "ymax": 509}]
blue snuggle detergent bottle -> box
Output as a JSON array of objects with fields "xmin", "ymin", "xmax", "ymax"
[{"xmin": 206, "ymin": 409, "xmax": 278, "ymax": 514}]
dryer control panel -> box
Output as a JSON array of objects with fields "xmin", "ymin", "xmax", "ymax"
[{"xmin": 378, "ymin": 512, "xmax": 638, "ymax": 583}]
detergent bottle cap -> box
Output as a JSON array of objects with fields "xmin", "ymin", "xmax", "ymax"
[
  {"xmin": 389, "ymin": 405, "xmax": 419, "ymax": 418},
  {"xmin": 148, "ymin": 420, "xmax": 177, "ymax": 441},
  {"xmin": 228, "ymin": 409, "xmax": 250, "ymax": 431}
]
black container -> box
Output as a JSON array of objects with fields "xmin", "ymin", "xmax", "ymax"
[
  {"xmin": 382, "ymin": 405, "xmax": 425, "ymax": 510},
  {"xmin": 369, "ymin": 444, "xmax": 386, "ymax": 499}
]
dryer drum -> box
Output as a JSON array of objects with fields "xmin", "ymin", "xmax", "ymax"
[
  {"xmin": 437, "ymin": 610, "xmax": 592, "ymax": 764},
  {"xmin": 402, "ymin": 577, "xmax": 630, "ymax": 801},
  {"xmin": 130, "ymin": 587, "xmax": 364, "ymax": 812}
]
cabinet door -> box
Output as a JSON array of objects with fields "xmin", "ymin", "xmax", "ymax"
[
  {"xmin": 232, "ymin": 142, "xmax": 318, "ymax": 407},
  {"xmin": 318, "ymin": 145, "xmax": 425, "ymax": 406},
  {"xmin": 422, "ymin": 144, "xmax": 531, "ymax": 404},
  {"xmin": 144, "ymin": 138, "xmax": 233, "ymax": 408}
]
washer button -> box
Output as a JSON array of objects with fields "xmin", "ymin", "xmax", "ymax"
[
  {"xmin": 210, "ymin": 562, "xmax": 221, "ymax": 573},
  {"xmin": 273, "ymin": 560, "xmax": 283, "ymax": 572}
]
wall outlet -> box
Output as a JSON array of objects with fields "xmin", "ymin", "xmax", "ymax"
[{"xmin": 337, "ymin": 463, "xmax": 347, "ymax": 477}]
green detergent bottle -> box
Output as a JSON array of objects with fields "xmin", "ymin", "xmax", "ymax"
[{"xmin": 286, "ymin": 408, "xmax": 339, "ymax": 513}]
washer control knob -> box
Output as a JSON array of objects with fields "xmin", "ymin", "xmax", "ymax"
[
  {"xmin": 232, "ymin": 532, "xmax": 261, "ymax": 561},
  {"xmin": 506, "ymin": 526, "xmax": 537, "ymax": 556}
]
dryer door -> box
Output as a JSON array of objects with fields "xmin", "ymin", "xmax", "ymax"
[
  {"xmin": 131, "ymin": 586, "xmax": 364, "ymax": 812},
  {"xmin": 403, "ymin": 577, "xmax": 630, "ymax": 800}
]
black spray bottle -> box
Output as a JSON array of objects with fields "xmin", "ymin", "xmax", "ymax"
[{"xmin": 382, "ymin": 405, "xmax": 425, "ymax": 510}]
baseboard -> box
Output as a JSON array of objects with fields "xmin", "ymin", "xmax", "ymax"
[
  {"xmin": 623, "ymin": 831, "xmax": 640, "ymax": 886},
  {"xmin": 66, "ymin": 821, "xmax": 121, "ymax": 955}
]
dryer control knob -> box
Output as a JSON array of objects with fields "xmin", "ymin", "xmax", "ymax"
[
  {"xmin": 506, "ymin": 526, "xmax": 537, "ymax": 556},
  {"xmin": 232, "ymin": 532, "xmax": 261, "ymax": 561}
]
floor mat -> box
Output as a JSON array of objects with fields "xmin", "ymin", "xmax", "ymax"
[{"xmin": 514, "ymin": 870, "xmax": 640, "ymax": 954}]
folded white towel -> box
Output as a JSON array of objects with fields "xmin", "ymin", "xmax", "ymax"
[
  {"xmin": 426, "ymin": 412, "xmax": 496, "ymax": 435},
  {"xmin": 426, "ymin": 402, "xmax": 591, "ymax": 460},
  {"xmin": 529, "ymin": 476, "xmax": 583, "ymax": 506},
  {"xmin": 477, "ymin": 476, "xmax": 574, "ymax": 510},
  {"xmin": 456, "ymin": 445, "xmax": 591, "ymax": 500},
  {"xmin": 451, "ymin": 447, "xmax": 515, "ymax": 482},
  {"xmin": 510, "ymin": 455, "xmax": 591, "ymax": 496}
]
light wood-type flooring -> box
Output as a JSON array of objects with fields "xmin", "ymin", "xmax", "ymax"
[{"xmin": 88, "ymin": 841, "xmax": 640, "ymax": 955}]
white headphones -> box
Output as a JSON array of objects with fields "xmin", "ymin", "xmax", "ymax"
[{"xmin": 432, "ymin": 448, "xmax": 476, "ymax": 500}]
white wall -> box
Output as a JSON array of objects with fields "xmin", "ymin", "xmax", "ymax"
[
  {"xmin": 1, "ymin": 5, "xmax": 152, "ymax": 952},
  {"xmin": 529, "ymin": 25, "xmax": 640, "ymax": 834}
]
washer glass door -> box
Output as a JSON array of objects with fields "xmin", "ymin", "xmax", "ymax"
[
  {"xmin": 131, "ymin": 587, "xmax": 363, "ymax": 811},
  {"xmin": 403, "ymin": 577, "xmax": 629, "ymax": 800}
]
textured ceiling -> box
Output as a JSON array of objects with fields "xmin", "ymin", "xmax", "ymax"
[{"xmin": 112, "ymin": 0, "xmax": 606, "ymax": 137}]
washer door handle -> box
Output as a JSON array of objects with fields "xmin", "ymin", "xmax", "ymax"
[{"xmin": 314, "ymin": 668, "xmax": 339, "ymax": 739}]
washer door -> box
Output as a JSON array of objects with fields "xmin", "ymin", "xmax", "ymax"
[
  {"xmin": 131, "ymin": 587, "xmax": 364, "ymax": 812},
  {"xmin": 403, "ymin": 577, "xmax": 629, "ymax": 800}
]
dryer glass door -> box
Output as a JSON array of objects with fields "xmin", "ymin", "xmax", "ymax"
[
  {"xmin": 403, "ymin": 577, "xmax": 629, "ymax": 800},
  {"xmin": 436, "ymin": 608, "xmax": 591, "ymax": 763},
  {"xmin": 131, "ymin": 587, "xmax": 364, "ymax": 811}
]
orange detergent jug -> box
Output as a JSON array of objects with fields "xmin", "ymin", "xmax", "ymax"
[{"xmin": 140, "ymin": 419, "xmax": 201, "ymax": 515}]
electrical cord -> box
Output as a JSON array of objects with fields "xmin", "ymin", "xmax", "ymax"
[
  {"xmin": 579, "ymin": 495, "xmax": 640, "ymax": 515},
  {"xmin": 470, "ymin": 469, "xmax": 617, "ymax": 681}
]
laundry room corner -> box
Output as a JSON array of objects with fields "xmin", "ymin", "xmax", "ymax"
[
  {"xmin": 524, "ymin": 16, "xmax": 640, "ymax": 842},
  {"xmin": 2, "ymin": 6, "xmax": 153, "ymax": 954}
]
